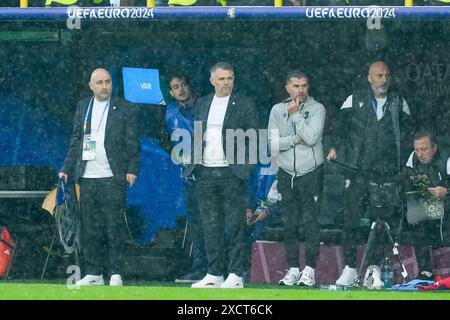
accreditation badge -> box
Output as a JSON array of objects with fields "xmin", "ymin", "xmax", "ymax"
[{"xmin": 82, "ymin": 134, "xmax": 96, "ymax": 160}]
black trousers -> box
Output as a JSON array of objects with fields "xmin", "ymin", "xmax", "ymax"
[
  {"xmin": 183, "ymin": 181, "xmax": 207, "ymax": 274},
  {"xmin": 79, "ymin": 177, "xmax": 128, "ymax": 276},
  {"xmin": 194, "ymin": 166, "xmax": 247, "ymax": 277},
  {"xmin": 277, "ymin": 166, "xmax": 323, "ymax": 268}
]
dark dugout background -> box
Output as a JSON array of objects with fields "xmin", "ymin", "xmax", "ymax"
[
  {"xmin": 3, "ymin": 18, "xmax": 449, "ymax": 159},
  {"xmin": 0, "ymin": 14, "xmax": 449, "ymax": 279}
]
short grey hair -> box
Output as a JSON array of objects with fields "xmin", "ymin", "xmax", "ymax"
[
  {"xmin": 210, "ymin": 62, "xmax": 234, "ymax": 76},
  {"xmin": 286, "ymin": 70, "xmax": 308, "ymax": 84}
]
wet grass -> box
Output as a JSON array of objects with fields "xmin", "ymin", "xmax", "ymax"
[{"xmin": 0, "ymin": 280, "xmax": 449, "ymax": 300}]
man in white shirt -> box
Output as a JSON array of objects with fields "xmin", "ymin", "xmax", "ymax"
[
  {"xmin": 184, "ymin": 62, "xmax": 260, "ymax": 289},
  {"xmin": 59, "ymin": 68, "xmax": 140, "ymax": 286}
]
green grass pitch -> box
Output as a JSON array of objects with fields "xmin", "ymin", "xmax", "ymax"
[{"xmin": 0, "ymin": 281, "xmax": 449, "ymax": 300}]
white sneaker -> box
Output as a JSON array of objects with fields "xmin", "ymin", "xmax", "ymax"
[
  {"xmin": 363, "ymin": 267, "xmax": 372, "ymax": 287},
  {"xmin": 220, "ymin": 273, "xmax": 244, "ymax": 289},
  {"xmin": 191, "ymin": 273, "xmax": 224, "ymax": 288},
  {"xmin": 279, "ymin": 268, "xmax": 301, "ymax": 286},
  {"xmin": 297, "ymin": 266, "xmax": 315, "ymax": 287},
  {"xmin": 110, "ymin": 274, "xmax": 123, "ymax": 286},
  {"xmin": 363, "ymin": 266, "xmax": 384, "ymax": 290},
  {"xmin": 76, "ymin": 274, "xmax": 104, "ymax": 286},
  {"xmin": 336, "ymin": 265, "xmax": 358, "ymax": 286},
  {"xmin": 370, "ymin": 268, "xmax": 384, "ymax": 290}
]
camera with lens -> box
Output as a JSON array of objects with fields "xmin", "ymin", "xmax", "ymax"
[{"xmin": 368, "ymin": 181, "xmax": 401, "ymax": 219}]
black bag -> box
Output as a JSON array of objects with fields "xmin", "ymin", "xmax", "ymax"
[
  {"xmin": 0, "ymin": 226, "xmax": 14, "ymax": 279},
  {"xmin": 405, "ymin": 191, "xmax": 445, "ymax": 225}
]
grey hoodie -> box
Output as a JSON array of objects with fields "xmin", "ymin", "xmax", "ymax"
[{"xmin": 268, "ymin": 96, "xmax": 325, "ymax": 177}]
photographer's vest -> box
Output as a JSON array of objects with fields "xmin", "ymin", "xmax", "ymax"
[
  {"xmin": 347, "ymin": 91, "xmax": 402, "ymax": 177},
  {"xmin": 407, "ymin": 149, "xmax": 450, "ymax": 236}
]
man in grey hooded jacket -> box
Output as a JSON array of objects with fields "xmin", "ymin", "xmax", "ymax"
[{"xmin": 268, "ymin": 70, "xmax": 326, "ymax": 287}]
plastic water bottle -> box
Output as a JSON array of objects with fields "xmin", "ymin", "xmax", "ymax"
[{"xmin": 380, "ymin": 257, "xmax": 394, "ymax": 288}]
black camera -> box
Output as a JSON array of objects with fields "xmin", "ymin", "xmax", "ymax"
[{"xmin": 368, "ymin": 181, "xmax": 401, "ymax": 209}]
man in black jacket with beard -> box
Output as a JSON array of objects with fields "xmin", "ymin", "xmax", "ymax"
[{"xmin": 327, "ymin": 60, "xmax": 415, "ymax": 287}]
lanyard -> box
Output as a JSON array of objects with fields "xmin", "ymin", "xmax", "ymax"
[
  {"xmin": 370, "ymin": 98, "xmax": 388, "ymax": 118},
  {"xmin": 83, "ymin": 97, "xmax": 110, "ymax": 134}
]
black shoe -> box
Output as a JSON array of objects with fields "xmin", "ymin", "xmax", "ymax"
[
  {"xmin": 414, "ymin": 271, "xmax": 435, "ymax": 281},
  {"xmin": 175, "ymin": 272, "xmax": 205, "ymax": 284}
]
